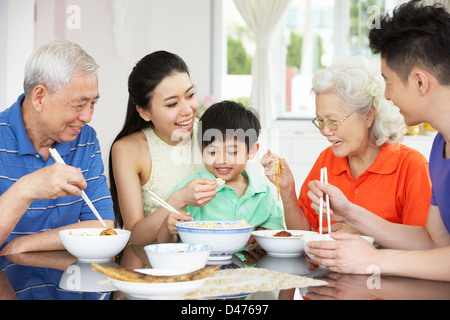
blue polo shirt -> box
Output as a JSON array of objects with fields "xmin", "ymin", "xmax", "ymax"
[{"xmin": 0, "ymin": 94, "xmax": 114, "ymax": 248}]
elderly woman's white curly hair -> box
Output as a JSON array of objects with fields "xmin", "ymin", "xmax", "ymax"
[{"xmin": 311, "ymin": 56, "xmax": 405, "ymax": 146}]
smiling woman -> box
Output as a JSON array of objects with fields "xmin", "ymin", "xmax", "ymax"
[
  {"xmin": 108, "ymin": 51, "xmax": 204, "ymax": 259},
  {"xmin": 138, "ymin": 73, "xmax": 198, "ymax": 146}
]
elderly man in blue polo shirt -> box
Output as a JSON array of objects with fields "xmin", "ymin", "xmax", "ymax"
[{"xmin": 0, "ymin": 40, "xmax": 115, "ymax": 254}]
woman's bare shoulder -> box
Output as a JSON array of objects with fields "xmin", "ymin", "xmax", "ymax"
[
  {"xmin": 112, "ymin": 131, "xmax": 148, "ymax": 153},
  {"xmin": 111, "ymin": 131, "xmax": 152, "ymax": 182}
]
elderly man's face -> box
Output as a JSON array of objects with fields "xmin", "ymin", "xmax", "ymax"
[{"xmin": 43, "ymin": 72, "xmax": 99, "ymax": 143}]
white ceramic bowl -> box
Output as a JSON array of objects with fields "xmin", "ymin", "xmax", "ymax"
[
  {"xmin": 302, "ymin": 233, "xmax": 374, "ymax": 261},
  {"xmin": 59, "ymin": 228, "xmax": 130, "ymax": 263},
  {"xmin": 252, "ymin": 229, "xmax": 317, "ymax": 257},
  {"xmin": 176, "ymin": 221, "xmax": 253, "ymax": 260},
  {"xmin": 144, "ymin": 243, "xmax": 210, "ymax": 271},
  {"xmin": 109, "ymin": 269, "xmax": 206, "ymax": 299},
  {"xmin": 256, "ymin": 254, "xmax": 311, "ymax": 276}
]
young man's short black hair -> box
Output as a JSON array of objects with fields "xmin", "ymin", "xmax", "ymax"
[
  {"xmin": 369, "ymin": 0, "xmax": 450, "ymax": 85},
  {"xmin": 198, "ymin": 100, "xmax": 261, "ymax": 152}
]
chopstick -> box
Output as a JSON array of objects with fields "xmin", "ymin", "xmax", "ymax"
[
  {"xmin": 148, "ymin": 190, "xmax": 181, "ymax": 214},
  {"xmin": 324, "ymin": 167, "xmax": 331, "ymax": 234},
  {"xmin": 48, "ymin": 148, "xmax": 107, "ymax": 228},
  {"xmin": 319, "ymin": 169, "xmax": 324, "ymax": 235},
  {"xmin": 319, "ymin": 167, "xmax": 331, "ymax": 235}
]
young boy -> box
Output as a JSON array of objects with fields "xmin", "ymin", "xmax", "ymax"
[{"xmin": 156, "ymin": 101, "xmax": 285, "ymax": 244}]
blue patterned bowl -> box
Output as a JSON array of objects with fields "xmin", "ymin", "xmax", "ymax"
[
  {"xmin": 176, "ymin": 221, "xmax": 254, "ymax": 260},
  {"xmin": 144, "ymin": 243, "xmax": 211, "ymax": 271}
]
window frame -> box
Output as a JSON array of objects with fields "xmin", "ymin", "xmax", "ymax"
[{"xmin": 213, "ymin": 0, "xmax": 408, "ymax": 128}]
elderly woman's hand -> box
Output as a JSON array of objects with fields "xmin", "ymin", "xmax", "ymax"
[
  {"xmin": 307, "ymin": 180, "xmax": 353, "ymax": 223},
  {"xmin": 260, "ymin": 150, "xmax": 295, "ymax": 192}
]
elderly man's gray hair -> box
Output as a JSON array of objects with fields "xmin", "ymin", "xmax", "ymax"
[{"xmin": 23, "ymin": 40, "xmax": 99, "ymax": 95}]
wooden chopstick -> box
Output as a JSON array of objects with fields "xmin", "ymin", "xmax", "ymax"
[
  {"xmin": 48, "ymin": 148, "xmax": 107, "ymax": 228},
  {"xmin": 319, "ymin": 167, "xmax": 331, "ymax": 235},
  {"xmin": 319, "ymin": 168, "xmax": 324, "ymax": 235},
  {"xmin": 148, "ymin": 190, "xmax": 181, "ymax": 214},
  {"xmin": 324, "ymin": 167, "xmax": 331, "ymax": 235}
]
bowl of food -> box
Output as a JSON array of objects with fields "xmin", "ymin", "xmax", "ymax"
[
  {"xmin": 144, "ymin": 243, "xmax": 211, "ymax": 271},
  {"xmin": 252, "ymin": 229, "xmax": 317, "ymax": 257},
  {"xmin": 176, "ymin": 220, "xmax": 253, "ymax": 260},
  {"xmin": 59, "ymin": 228, "xmax": 130, "ymax": 263},
  {"xmin": 302, "ymin": 233, "xmax": 374, "ymax": 262}
]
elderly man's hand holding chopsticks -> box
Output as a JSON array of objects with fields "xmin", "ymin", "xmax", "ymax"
[{"xmin": 21, "ymin": 163, "xmax": 87, "ymax": 201}]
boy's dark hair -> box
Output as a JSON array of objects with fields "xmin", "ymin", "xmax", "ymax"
[
  {"xmin": 198, "ymin": 100, "xmax": 261, "ymax": 152},
  {"xmin": 369, "ymin": 0, "xmax": 450, "ymax": 85}
]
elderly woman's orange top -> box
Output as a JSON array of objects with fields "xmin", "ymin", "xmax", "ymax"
[{"xmin": 298, "ymin": 143, "xmax": 431, "ymax": 231}]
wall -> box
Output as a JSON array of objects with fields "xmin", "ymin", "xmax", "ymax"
[
  {"xmin": 0, "ymin": 0, "xmax": 35, "ymax": 109},
  {"xmin": 1, "ymin": 0, "xmax": 214, "ymax": 176}
]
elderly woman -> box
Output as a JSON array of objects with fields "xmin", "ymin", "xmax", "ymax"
[{"xmin": 263, "ymin": 56, "xmax": 431, "ymax": 233}]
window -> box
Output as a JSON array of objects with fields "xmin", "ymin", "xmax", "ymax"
[
  {"xmin": 222, "ymin": 0, "xmax": 254, "ymax": 106},
  {"xmin": 219, "ymin": 0, "xmax": 408, "ymax": 122}
]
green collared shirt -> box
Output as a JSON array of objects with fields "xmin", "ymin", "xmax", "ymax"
[{"xmin": 173, "ymin": 168, "xmax": 285, "ymax": 230}]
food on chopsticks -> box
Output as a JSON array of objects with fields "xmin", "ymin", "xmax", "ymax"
[
  {"xmin": 271, "ymin": 157, "xmax": 285, "ymax": 200},
  {"xmin": 215, "ymin": 178, "xmax": 225, "ymax": 186},
  {"xmin": 272, "ymin": 231, "xmax": 302, "ymax": 238},
  {"xmin": 100, "ymin": 228, "xmax": 117, "ymax": 236},
  {"xmin": 91, "ymin": 263, "xmax": 219, "ymax": 283}
]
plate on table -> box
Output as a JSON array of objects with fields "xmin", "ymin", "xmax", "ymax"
[
  {"xmin": 108, "ymin": 269, "xmax": 205, "ymax": 300},
  {"xmin": 252, "ymin": 230, "xmax": 316, "ymax": 257}
]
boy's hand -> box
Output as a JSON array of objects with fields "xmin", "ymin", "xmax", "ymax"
[{"xmin": 181, "ymin": 178, "xmax": 218, "ymax": 207}]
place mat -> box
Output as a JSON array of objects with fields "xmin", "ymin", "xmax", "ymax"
[{"xmin": 183, "ymin": 267, "xmax": 327, "ymax": 299}]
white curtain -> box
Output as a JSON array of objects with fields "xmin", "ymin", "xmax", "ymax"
[
  {"xmin": 112, "ymin": 0, "xmax": 129, "ymax": 59},
  {"xmin": 233, "ymin": 0, "xmax": 293, "ymax": 129}
]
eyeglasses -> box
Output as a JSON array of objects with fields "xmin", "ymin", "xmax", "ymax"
[{"xmin": 312, "ymin": 112, "xmax": 355, "ymax": 131}]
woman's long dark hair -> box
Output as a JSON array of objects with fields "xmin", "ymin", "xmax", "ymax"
[{"xmin": 109, "ymin": 51, "xmax": 190, "ymax": 228}]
